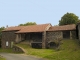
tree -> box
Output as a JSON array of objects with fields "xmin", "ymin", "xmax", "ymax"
[
  {"xmin": 0, "ymin": 27, "xmax": 5, "ymax": 47},
  {"xmin": 59, "ymin": 12, "xmax": 79, "ymax": 26},
  {"xmin": 19, "ymin": 22, "xmax": 37, "ymax": 26},
  {"xmin": 0, "ymin": 27, "xmax": 5, "ymax": 40}
]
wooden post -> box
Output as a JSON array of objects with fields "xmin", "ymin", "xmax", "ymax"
[
  {"xmin": 42, "ymin": 31, "xmax": 46, "ymax": 49},
  {"xmin": 15, "ymin": 34, "xmax": 22, "ymax": 43},
  {"xmin": 70, "ymin": 31, "xmax": 72, "ymax": 39},
  {"xmin": 19, "ymin": 34, "xmax": 22, "ymax": 42},
  {"xmin": 15, "ymin": 34, "xmax": 19, "ymax": 43},
  {"xmin": 61, "ymin": 32, "xmax": 63, "ymax": 39}
]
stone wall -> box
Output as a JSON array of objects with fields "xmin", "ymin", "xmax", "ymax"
[
  {"xmin": 1, "ymin": 31, "xmax": 18, "ymax": 48},
  {"xmin": 71, "ymin": 30, "xmax": 76, "ymax": 39},
  {"xmin": 1, "ymin": 30, "xmax": 76, "ymax": 49},
  {"xmin": 46, "ymin": 31, "xmax": 63, "ymax": 43},
  {"xmin": 42, "ymin": 31, "xmax": 46, "ymax": 48},
  {"xmin": 13, "ymin": 45, "xmax": 24, "ymax": 53},
  {"xmin": 46, "ymin": 31, "xmax": 63, "ymax": 48}
]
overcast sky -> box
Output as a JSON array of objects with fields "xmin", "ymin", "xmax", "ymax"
[{"xmin": 0, "ymin": 0, "xmax": 80, "ymax": 27}]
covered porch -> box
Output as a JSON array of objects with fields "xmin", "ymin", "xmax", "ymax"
[{"xmin": 15, "ymin": 32, "xmax": 46, "ymax": 48}]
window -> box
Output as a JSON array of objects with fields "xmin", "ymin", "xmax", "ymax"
[{"xmin": 6, "ymin": 41, "xmax": 8, "ymax": 46}]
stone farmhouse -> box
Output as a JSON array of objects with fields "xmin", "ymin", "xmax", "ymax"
[{"xmin": 1, "ymin": 23, "xmax": 80, "ymax": 49}]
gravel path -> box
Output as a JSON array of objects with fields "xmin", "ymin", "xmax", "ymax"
[{"xmin": 0, "ymin": 53, "xmax": 45, "ymax": 60}]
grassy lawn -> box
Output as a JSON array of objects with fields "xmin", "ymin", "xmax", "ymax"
[
  {"xmin": 17, "ymin": 39, "xmax": 80, "ymax": 60},
  {"xmin": 0, "ymin": 56, "xmax": 6, "ymax": 60},
  {"xmin": 0, "ymin": 48, "xmax": 13, "ymax": 53}
]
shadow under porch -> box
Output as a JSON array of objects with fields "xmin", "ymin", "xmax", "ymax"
[{"xmin": 15, "ymin": 32, "xmax": 44, "ymax": 48}]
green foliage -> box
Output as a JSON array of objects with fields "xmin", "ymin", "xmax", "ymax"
[
  {"xmin": 59, "ymin": 12, "xmax": 79, "ymax": 25},
  {"xmin": 0, "ymin": 27, "xmax": 5, "ymax": 47},
  {"xmin": 19, "ymin": 22, "xmax": 37, "ymax": 26},
  {"xmin": 0, "ymin": 27, "xmax": 5, "ymax": 40}
]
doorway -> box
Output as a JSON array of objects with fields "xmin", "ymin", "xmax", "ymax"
[{"xmin": 63, "ymin": 31, "xmax": 70, "ymax": 39}]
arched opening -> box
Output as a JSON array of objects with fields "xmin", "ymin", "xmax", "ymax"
[{"xmin": 49, "ymin": 42, "xmax": 57, "ymax": 48}]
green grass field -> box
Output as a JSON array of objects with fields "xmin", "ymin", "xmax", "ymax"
[
  {"xmin": 0, "ymin": 48, "xmax": 13, "ymax": 53},
  {"xmin": 17, "ymin": 39, "xmax": 80, "ymax": 60},
  {"xmin": 0, "ymin": 56, "xmax": 5, "ymax": 60}
]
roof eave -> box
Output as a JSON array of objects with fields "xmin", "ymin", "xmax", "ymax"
[
  {"xmin": 2, "ymin": 30, "xmax": 20, "ymax": 32},
  {"xmin": 15, "ymin": 31, "xmax": 44, "ymax": 34},
  {"xmin": 47, "ymin": 29, "xmax": 76, "ymax": 32}
]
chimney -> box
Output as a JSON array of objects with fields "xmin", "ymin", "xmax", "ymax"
[{"xmin": 6, "ymin": 25, "xmax": 8, "ymax": 28}]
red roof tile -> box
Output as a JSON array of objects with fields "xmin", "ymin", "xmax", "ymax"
[
  {"xmin": 3, "ymin": 24, "xmax": 76, "ymax": 33},
  {"xmin": 3, "ymin": 26, "xmax": 24, "ymax": 31},
  {"xmin": 3, "ymin": 24, "xmax": 50, "ymax": 33},
  {"xmin": 48, "ymin": 24, "xmax": 76, "ymax": 31},
  {"xmin": 16, "ymin": 24, "xmax": 50, "ymax": 33}
]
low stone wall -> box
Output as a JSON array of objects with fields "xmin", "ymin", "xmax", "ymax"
[{"xmin": 12, "ymin": 45, "xmax": 25, "ymax": 53}]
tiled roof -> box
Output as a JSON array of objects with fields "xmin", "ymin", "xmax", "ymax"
[
  {"xmin": 2, "ymin": 26, "xmax": 24, "ymax": 31},
  {"xmin": 16, "ymin": 24, "xmax": 50, "ymax": 33},
  {"xmin": 48, "ymin": 24, "xmax": 76, "ymax": 31},
  {"xmin": 3, "ymin": 24, "xmax": 50, "ymax": 33},
  {"xmin": 3, "ymin": 24, "xmax": 76, "ymax": 33}
]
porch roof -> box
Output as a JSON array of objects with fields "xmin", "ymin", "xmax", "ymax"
[{"xmin": 48, "ymin": 24, "xmax": 76, "ymax": 31}]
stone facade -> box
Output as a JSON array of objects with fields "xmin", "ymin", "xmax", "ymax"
[
  {"xmin": 46, "ymin": 31, "xmax": 62, "ymax": 48},
  {"xmin": 42, "ymin": 31, "xmax": 46, "ymax": 48},
  {"xmin": 13, "ymin": 45, "xmax": 24, "ymax": 53},
  {"xmin": 70, "ymin": 30, "xmax": 76, "ymax": 39},
  {"xmin": 46, "ymin": 31, "xmax": 63, "ymax": 43},
  {"xmin": 1, "ymin": 31, "xmax": 18, "ymax": 48},
  {"xmin": 1, "ymin": 31, "xmax": 43, "ymax": 48},
  {"xmin": 1, "ymin": 30, "xmax": 77, "ymax": 49},
  {"xmin": 1, "ymin": 24, "xmax": 78, "ymax": 49},
  {"xmin": 46, "ymin": 31, "xmax": 76, "ymax": 42}
]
